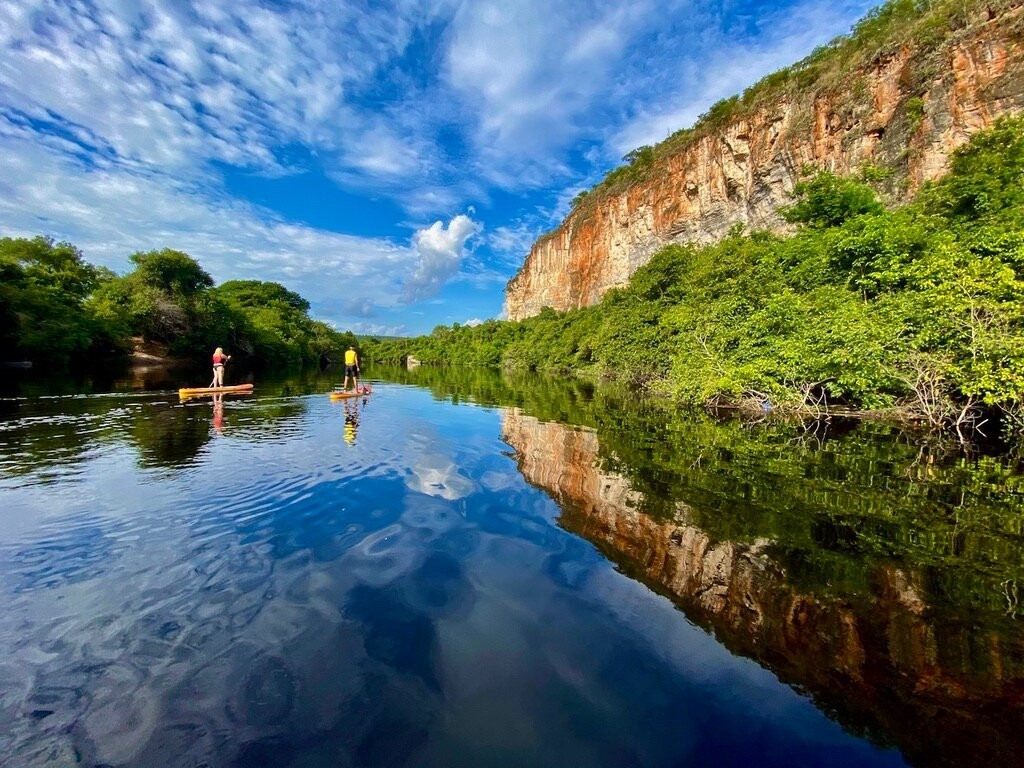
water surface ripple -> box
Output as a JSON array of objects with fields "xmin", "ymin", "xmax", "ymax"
[{"xmin": 1, "ymin": 369, "xmax": 1021, "ymax": 767}]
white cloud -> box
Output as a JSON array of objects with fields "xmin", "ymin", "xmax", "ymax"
[
  {"xmin": 0, "ymin": 0, "xmax": 445, "ymax": 197},
  {"xmin": 444, "ymin": 0, "xmax": 663, "ymax": 185},
  {"xmin": 0, "ymin": 137, "xmax": 413, "ymax": 327},
  {"xmin": 0, "ymin": 0, "xmax": 879, "ymax": 220},
  {"xmin": 0, "ymin": 0, "xmax": 883, "ymax": 334},
  {"xmin": 401, "ymin": 214, "xmax": 482, "ymax": 303},
  {"xmin": 464, "ymin": 318, "xmax": 483, "ymax": 327}
]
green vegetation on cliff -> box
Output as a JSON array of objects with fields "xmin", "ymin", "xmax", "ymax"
[
  {"xmin": 364, "ymin": 117, "xmax": 1024, "ymax": 429},
  {"xmin": 570, "ymin": 0, "xmax": 1022, "ymax": 213},
  {"xmin": 0, "ymin": 240, "xmax": 357, "ymax": 368}
]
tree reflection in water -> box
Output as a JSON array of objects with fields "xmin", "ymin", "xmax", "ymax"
[{"xmin": 501, "ymin": 408, "xmax": 1024, "ymax": 768}]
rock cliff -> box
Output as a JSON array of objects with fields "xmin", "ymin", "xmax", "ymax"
[
  {"xmin": 502, "ymin": 409, "xmax": 1024, "ymax": 767},
  {"xmin": 506, "ymin": 5, "xmax": 1024, "ymax": 320}
]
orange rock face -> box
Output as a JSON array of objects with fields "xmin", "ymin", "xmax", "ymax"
[
  {"xmin": 506, "ymin": 8, "xmax": 1024, "ymax": 320},
  {"xmin": 501, "ymin": 409, "xmax": 1024, "ymax": 767}
]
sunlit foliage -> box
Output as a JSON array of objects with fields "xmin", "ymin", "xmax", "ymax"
[
  {"xmin": 365, "ymin": 117, "xmax": 1024, "ymax": 430},
  {"xmin": 1, "ymin": 241, "xmax": 357, "ymax": 369}
]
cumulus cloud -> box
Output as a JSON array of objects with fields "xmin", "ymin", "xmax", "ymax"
[
  {"xmin": 464, "ymin": 318, "xmax": 483, "ymax": 327},
  {"xmin": 401, "ymin": 214, "xmax": 482, "ymax": 303}
]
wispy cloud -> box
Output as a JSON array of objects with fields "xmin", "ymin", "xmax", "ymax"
[
  {"xmin": 444, "ymin": 0, "xmax": 664, "ymax": 187},
  {"xmin": 488, "ymin": 221, "xmax": 547, "ymax": 267},
  {"xmin": 0, "ymin": 1, "xmax": 441, "ymax": 186},
  {"xmin": 0, "ymin": 0, "xmax": 880, "ymax": 332},
  {"xmin": 609, "ymin": 0, "xmax": 876, "ymax": 157}
]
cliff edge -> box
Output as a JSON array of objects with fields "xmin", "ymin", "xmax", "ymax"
[{"xmin": 506, "ymin": 2, "xmax": 1024, "ymax": 320}]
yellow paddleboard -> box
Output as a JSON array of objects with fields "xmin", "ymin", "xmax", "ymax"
[{"xmin": 179, "ymin": 384, "xmax": 254, "ymax": 398}]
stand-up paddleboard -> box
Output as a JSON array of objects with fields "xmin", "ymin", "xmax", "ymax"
[
  {"xmin": 330, "ymin": 386, "xmax": 372, "ymax": 400},
  {"xmin": 179, "ymin": 383, "xmax": 254, "ymax": 398}
]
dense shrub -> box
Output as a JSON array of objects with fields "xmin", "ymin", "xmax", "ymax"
[
  {"xmin": 2, "ymin": 241, "xmax": 358, "ymax": 370},
  {"xmin": 366, "ymin": 118, "xmax": 1024, "ymax": 429}
]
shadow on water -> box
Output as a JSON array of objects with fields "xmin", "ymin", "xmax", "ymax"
[{"xmin": 0, "ymin": 367, "xmax": 336, "ymax": 476}]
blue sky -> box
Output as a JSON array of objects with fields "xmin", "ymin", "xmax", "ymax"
[{"xmin": 0, "ymin": 0, "xmax": 876, "ymax": 335}]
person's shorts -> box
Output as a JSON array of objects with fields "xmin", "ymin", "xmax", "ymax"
[{"xmin": 345, "ymin": 365, "xmax": 358, "ymax": 376}]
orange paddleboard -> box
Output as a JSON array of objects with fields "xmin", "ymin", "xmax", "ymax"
[{"xmin": 329, "ymin": 388, "xmax": 371, "ymax": 400}]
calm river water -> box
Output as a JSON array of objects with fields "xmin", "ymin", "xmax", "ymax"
[{"xmin": 1, "ymin": 365, "xmax": 1022, "ymax": 767}]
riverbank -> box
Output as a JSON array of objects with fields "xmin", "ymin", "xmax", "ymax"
[
  {"xmin": 364, "ymin": 119, "xmax": 1024, "ymax": 437},
  {"xmin": 376, "ymin": 358, "xmax": 1004, "ymax": 441},
  {"xmin": 128, "ymin": 337, "xmax": 189, "ymax": 368}
]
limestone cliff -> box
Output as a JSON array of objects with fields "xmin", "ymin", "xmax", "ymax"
[
  {"xmin": 506, "ymin": 4, "xmax": 1024, "ymax": 320},
  {"xmin": 502, "ymin": 409, "xmax": 1024, "ymax": 767}
]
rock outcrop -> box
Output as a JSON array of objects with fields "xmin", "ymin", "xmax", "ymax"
[
  {"xmin": 502, "ymin": 409, "xmax": 1024, "ymax": 767},
  {"xmin": 506, "ymin": 6, "xmax": 1024, "ymax": 320}
]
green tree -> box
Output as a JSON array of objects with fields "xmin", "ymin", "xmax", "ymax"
[
  {"xmin": 782, "ymin": 172, "xmax": 884, "ymax": 229},
  {"xmin": 129, "ymin": 248, "xmax": 214, "ymax": 297},
  {"xmin": 0, "ymin": 236, "xmax": 114, "ymax": 364}
]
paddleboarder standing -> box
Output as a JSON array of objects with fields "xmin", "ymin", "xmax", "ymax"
[
  {"xmin": 343, "ymin": 346, "xmax": 360, "ymax": 392},
  {"xmin": 210, "ymin": 347, "xmax": 232, "ymax": 388}
]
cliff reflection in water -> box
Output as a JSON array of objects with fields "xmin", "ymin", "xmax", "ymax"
[
  {"xmin": 4, "ymin": 364, "xmax": 1023, "ymax": 766},
  {"xmin": 501, "ymin": 406, "xmax": 1024, "ymax": 768}
]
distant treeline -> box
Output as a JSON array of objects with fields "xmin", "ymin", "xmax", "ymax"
[
  {"xmin": 0, "ymin": 241, "xmax": 357, "ymax": 369},
  {"xmin": 363, "ymin": 117, "xmax": 1024, "ymax": 430}
]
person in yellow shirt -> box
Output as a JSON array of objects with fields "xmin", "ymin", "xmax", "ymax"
[{"xmin": 343, "ymin": 345, "xmax": 360, "ymax": 392}]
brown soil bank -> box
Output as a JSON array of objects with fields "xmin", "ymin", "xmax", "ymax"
[{"xmin": 129, "ymin": 337, "xmax": 190, "ymax": 368}]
